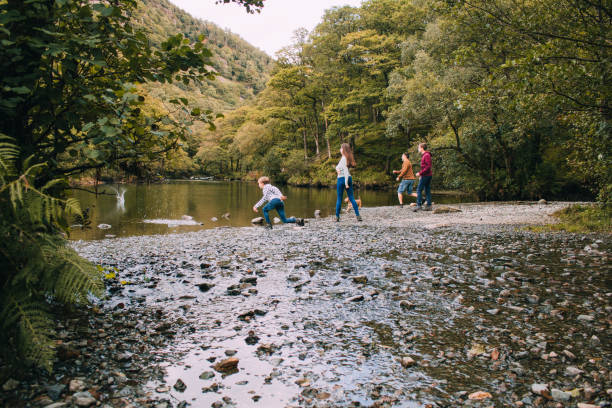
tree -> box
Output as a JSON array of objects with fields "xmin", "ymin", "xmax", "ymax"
[{"xmin": 0, "ymin": 0, "xmax": 264, "ymax": 370}]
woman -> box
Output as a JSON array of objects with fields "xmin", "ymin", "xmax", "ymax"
[{"xmin": 335, "ymin": 143, "xmax": 362, "ymax": 222}]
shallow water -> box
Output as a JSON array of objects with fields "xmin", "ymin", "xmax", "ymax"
[
  {"xmin": 69, "ymin": 181, "xmax": 470, "ymax": 240},
  {"xmin": 72, "ymin": 209, "xmax": 611, "ymax": 407}
]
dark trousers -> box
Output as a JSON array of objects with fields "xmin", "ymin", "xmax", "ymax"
[
  {"xmin": 263, "ymin": 198, "xmax": 296, "ymax": 225},
  {"xmin": 416, "ymin": 175, "xmax": 432, "ymax": 207},
  {"xmin": 336, "ymin": 176, "xmax": 360, "ymax": 217}
]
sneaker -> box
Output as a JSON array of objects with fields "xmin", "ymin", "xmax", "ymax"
[
  {"xmin": 400, "ymin": 203, "xmax": 404, "ymax": 208},
  {"xmin": 265, "ymin": 224, "xmax": 273, "ymax": 229},
  {"xmin": 297, "ymin": 218, "xmax": 305, "ymax": 226},
  {"xmin": 335, "ymin": 216, "xmax": 340, "ymax": 222},
  {"xmin": 413, "ymin": 206, "xmax": 421, "ymax": 212},
  {"xmin": 423, "ymin": 205, "xmax": 432, "ymax": 211},
  {"xmin": 356, "ymin": 215, "xmax": 362, "ymax": 222}
]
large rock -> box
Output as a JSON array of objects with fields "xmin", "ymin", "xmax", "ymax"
[
  {"xmin": 251, "ymin": 217, "xmax": 265, "ymax": 225},
  {"xmin": 213, "ymin": 357, "xmax": 239, "ymax": 374},
  {"xmin": 432, "ymin": 206, "xmax": 461, "ymax": 214}
]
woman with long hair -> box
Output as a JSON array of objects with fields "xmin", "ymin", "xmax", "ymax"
[{"xmin": 335, "ymin": 143, "xmax": 362, "ymax": 222}]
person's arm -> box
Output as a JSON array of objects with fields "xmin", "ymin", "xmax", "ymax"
[
  {"xmin": 397, "ymin": 161, "xmax": 408, "ymax": 179},
  {"xmin": 253, "ymin": 185, "xmax": 269, "ymax": 211}
]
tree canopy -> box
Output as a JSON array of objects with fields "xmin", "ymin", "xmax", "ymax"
[{"xmin": 198, "ymin": 0, "xmax": 610, "ymax": 201}]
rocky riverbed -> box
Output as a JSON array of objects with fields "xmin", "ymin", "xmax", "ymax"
[{"xmin": 1, "ymin": 202, "xmax": 610, "ymax": 408}]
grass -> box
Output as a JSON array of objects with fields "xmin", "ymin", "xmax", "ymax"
[{"xmin": 529, "ymin": 203, "xmax": 611, "ymax": 233}]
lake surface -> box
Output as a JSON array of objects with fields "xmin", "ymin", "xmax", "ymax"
[{"xmin": 70, "ymin": 181, "xmax": 470, "ymax": 240}]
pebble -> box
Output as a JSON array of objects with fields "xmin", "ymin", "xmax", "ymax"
[
  {"xmin": 400, "ymin": 356, "xmax": 415, "ymax": 368},
  {"xmin": 550, "ymin": 389, "xmax": 571, "ymax": 402},
  {"xmin": 73, "ymin": 392, "xmax": 95, "ymax": 407},
  {"xmin": 173, "ymin": 379, "xmax": 186, "ymax": 392},
  {"xmin": 565, "ymin": 366, "xmax": 583, "ymax": 376},
  {"xmin": 69, "ymin": 379, "xmax": 85, "ymax": 393},
  {"xmin": 531, "ymin": 383, "xmax": 549, "ymax": 395},
  {"xmin": 199, "ymin": 371, "xmax": 215, "ymax": 380}
]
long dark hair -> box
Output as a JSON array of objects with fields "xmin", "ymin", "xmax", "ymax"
[{"xmin": 341, "ymin": 143, "xmax": 356, "ymax": 168}]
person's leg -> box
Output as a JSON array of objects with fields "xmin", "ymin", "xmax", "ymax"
[
  {"xmin": 397, "ymin": 180, "xmax": 406, "ymax": 205},
  {"xmin": 424, "ymin": 176, "xmax": 432, "ymax": 207},
  {"xmin": 262, "ymin": 201, "xmax": 274, "ymax": 225},
  {"xmin": 335, "ymin": 178, "xmax": 344, "ymax": 218},
  {"xmin": 275, "ymin": 200, "xmax": 295, "ymax": 223},
  {"xmin": 416, "ymin": 178, "xmax": 424, "ymax": 208},
  {"xmin": 407, "ymin": 180, "xmax": 416, "ymax": 197},
  {"xmin": 346, "ymin": 177, "xmax": 361, "ymax": 217}
]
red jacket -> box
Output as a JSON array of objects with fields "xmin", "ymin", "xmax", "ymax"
[{"xmin": 420, "ymin": 151, "xmax": 432, "ymax": 176}]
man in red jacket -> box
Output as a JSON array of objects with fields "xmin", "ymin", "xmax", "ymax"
[{"xmin": 414, "ymin": 143, "xmax": 433, "ymax": 211}]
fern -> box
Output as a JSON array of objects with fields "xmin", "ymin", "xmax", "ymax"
[{"xmin": 0, "ymin": 140, "xmax": 103, "ymax": 371}]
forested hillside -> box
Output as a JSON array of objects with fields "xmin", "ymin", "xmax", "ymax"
[
  {"xmin": 199, "ymin": 0, "xmax": 610, "ymax": 201},
  {"xmin": 134, "ymin": 0, "xmax": 272, "ymax": 107},
  {"xmin": 105, "ymin": 0, "xmax": 273, "ymax": 178}
]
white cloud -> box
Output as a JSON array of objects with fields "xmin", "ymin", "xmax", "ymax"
[{"xmin": 167, "ymin": 0, "xmax": 363, "ymax": 56}]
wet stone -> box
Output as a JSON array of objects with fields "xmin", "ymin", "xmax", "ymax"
[
  {"xmin": 196, "ymin": 282, "xmax": 214, "ymax": 292},
  {"xmin": 199, "ymin": 371, "xmax": 215, "ymax": 380},
  {"xmin": 173, "ymin": 379, "xmax": 186, "ymax": 392},
  {"xmin": 213, "ymin": 357, "xmax": 239, "ymax": 374},
  {"xmin": 352, "ymin": 275, "xmax": 368, "ymax": 284},
  {"xmin": 46, "ymin": 384, "xmax": 66, "ymax": 400}
]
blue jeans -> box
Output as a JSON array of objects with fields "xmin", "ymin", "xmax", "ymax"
[
  {"xmin": 336, "ymin": 177, "xmax": 360, "ymax": 217},
  {"xmin": 397, "ymin": 179, "xmax": 415, "ymax": 194},
  {"xmin": 416, "ymin": 175, "xmax": 432, "ymax": 207},
  {"xmin": 263, "ymin": 198, "xmax": 296, "ymax": 225}
]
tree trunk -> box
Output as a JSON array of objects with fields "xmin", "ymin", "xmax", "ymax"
[
  {"xmin": 302, "ymin": 128, "xmax": 308, "ymax": 160},
  {"xmin": 322, "ymin": 101, "xmax": 331, "ymax": 159},
  {"xmin": 313, "ymin": 122, "xmax": 320, "ymax": 156}
]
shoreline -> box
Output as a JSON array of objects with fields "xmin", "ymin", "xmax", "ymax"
[
  {"xmin": 71, "ymin": 201, "xmax": 582, "ymax": 243},
  {"xmin": 3, "ymin": 201, "xmax": 609, "ymax": 407}
]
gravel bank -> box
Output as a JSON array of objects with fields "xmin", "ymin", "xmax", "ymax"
[{"xmin": 1, "ymin": 202, "xmax": 609, "ymax": 408}]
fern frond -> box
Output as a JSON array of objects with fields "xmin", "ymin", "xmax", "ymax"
[
  {"xmin": 64, "ymin": 198, "xmax": 82, "ymax": 217},
  {"xmin": 40, "ymin": 242, "xmax": 103, "ymax": 303},
  {"xmin": 1, "ymin": 293, "xmax": 54, "ymax": 372}
]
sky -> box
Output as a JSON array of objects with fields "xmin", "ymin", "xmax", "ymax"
[{"xmin": 167, "ymin": 0, "xmax": 364, "ymax": 57}]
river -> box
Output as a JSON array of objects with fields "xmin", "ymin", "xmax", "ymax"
[{"xmin": 70, "ymin": 181, "xmax": 470, "ymax": 240}]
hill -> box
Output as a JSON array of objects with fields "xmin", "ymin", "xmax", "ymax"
[{"xmin": 133, "ymin": 0, "xmax": 273, "ymax": 112}]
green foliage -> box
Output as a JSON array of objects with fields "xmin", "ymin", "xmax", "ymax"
[
  {"xmin": 0, "ymin": 139, "xmax": 103, "ymax": 371},
  {"xmin": 528, "ymin": 204, "xmax": 611, "ymax": 233},
  {"xmin": 199, "ymin": 0, "xmax": 609, "ymax": 200},
  {"xmin": 0, "ymin": 0, "xmax": 257, "ymax": 371}
]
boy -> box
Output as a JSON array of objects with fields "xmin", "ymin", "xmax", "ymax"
[
  {"xmin": 393, "ymin": 152, "xmax": 417, "ymax": 207},
  {"xmin": 253, "ymin": 176, "xmax": 304, "ymax": 229},
  {"xmin": 413, "ymin": 143, "xmax": 433, "ymax": 211}
]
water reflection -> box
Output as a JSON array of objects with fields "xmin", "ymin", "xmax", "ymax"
[{"xmin": 69, "ymin": 181, "xmax": 471, "ymax": 240}]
